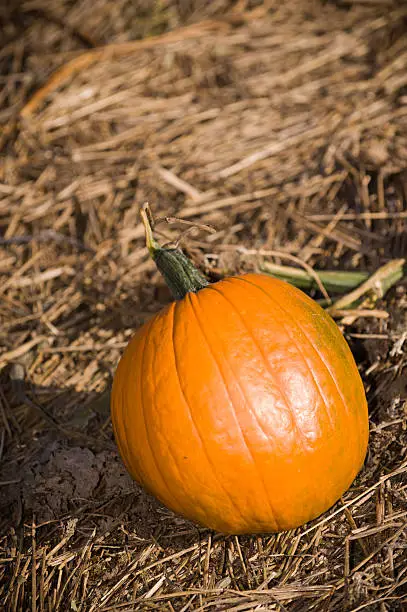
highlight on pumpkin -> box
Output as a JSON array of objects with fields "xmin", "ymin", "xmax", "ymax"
[{"xmin": 111, "ymin": 207, "xmax": 370, "ymax": 535}]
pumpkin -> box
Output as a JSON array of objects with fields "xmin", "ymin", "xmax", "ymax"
[{"xmin": 111, "ymin": 206, "xmax": 369, "ymax": 534}]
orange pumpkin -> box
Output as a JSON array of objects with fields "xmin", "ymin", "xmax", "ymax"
[{"xmin": 111, "ymin": 207, "xmax": 369, "ymax": 534}]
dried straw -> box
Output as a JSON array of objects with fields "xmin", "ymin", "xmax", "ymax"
[{"xmin": 0, "ymin": 0, "xmax": 406, "ymax": 610}]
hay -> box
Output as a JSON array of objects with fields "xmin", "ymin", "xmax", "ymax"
[{"xmin": 0, "ymin": 0, "xmax": 406, "ymax": 610}]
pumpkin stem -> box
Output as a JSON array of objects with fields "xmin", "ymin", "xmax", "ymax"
[
  {"xmin": 140, "ymin": 204, "xmax": 160, "ymax": 256},
  {"xmin": 140, "ymin": 203, "xmax": 209, "ymax": 300}
]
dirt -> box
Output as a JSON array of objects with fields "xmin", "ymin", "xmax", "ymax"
[
  {"xmin": 1, "ymin": 437, "xmax": 168, "ymax": 542},
  {"xmin": 22, "ymin": 446, "xmax": 130, "ymax": 520}
]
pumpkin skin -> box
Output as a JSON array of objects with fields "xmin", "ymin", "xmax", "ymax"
[{"xmin": 111, "ymin": 273, "xmax": 368, "ymax": 534}]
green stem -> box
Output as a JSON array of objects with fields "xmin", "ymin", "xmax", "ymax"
[
  {"xmin": 326, "ymin": 258, "xmax": 405, "ymax": 312},
  {"xmin": 260, "ymin": 262, "xmax": 369, "ymax": 294},
  {"xmin": 140, "ymin": 205, "xmax": 209, "ymax": 300},
  {"xmin": 262, "ymin": 259, "xmax": 405, "ymax": 311}
]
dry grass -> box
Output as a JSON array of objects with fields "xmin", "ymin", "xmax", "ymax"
[{"xmin": 0, "ymin": 0, "xmax": 407, "ymax": 610}]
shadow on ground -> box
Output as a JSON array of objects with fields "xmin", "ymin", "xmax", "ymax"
[{"xmin": 0, "ymin": 378, "xmax": 207, "ymax": 555}]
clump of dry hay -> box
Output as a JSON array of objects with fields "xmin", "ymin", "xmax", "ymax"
[{"xmin": 0, "ymin": 0, "xmax": 406, "ymax": 610}]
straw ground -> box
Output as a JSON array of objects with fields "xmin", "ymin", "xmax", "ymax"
[{"xmin": 0, "ymin": 1, "xmax": 406, "ymax": 610}]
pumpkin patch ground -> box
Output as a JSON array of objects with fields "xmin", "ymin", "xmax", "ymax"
[{"xmin": 0, "ymin": 1, "xmax": 406, "ymax": 610}]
